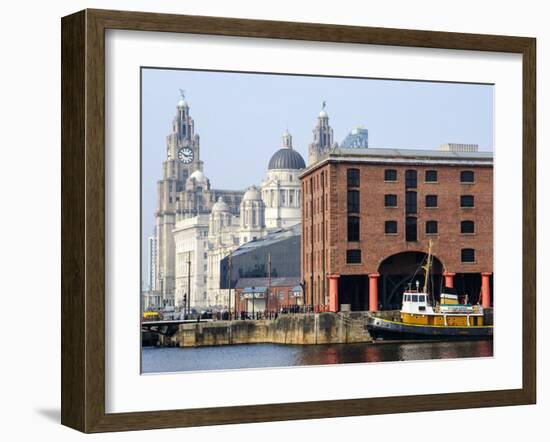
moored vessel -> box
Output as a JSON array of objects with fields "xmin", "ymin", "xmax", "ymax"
[{"xmin": 366, "ymin": 241, "xmax": 493, "ymax": 340}]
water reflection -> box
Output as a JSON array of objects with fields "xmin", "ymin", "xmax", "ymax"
[{"xmin": 142, "ymin": 340, "xmax": 493, "ymax": 374}]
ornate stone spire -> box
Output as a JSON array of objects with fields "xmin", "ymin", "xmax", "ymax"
[
  {"xmin": 282, "ymin": 129, "xmax": 293, "ymax": 149},
  {"xmin": 308, "ymin": 102, "xmax": 335, "ymax": 165}
]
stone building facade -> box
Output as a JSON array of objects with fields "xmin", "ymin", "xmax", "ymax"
[
  {"xmin": 204, "ymin": 187, "xmax": 268, "ymax": 308},
  {"xmin": 261, "ymin": 130, "xmax": 305, "ymax": 229},
  {"xmin": 300, "ymin": 147, "xmax": 493, "ymax": 312},
  {"xmin": 154, "ymin": 95, "xmax": 328, "ymax": 311},
  {"xmin": 154, "ymin": 95, "xmax": 244, "ymax": 307},
  {"xmin": 172, "ymin": 215, "xmax": 210, "ymax": 308}
]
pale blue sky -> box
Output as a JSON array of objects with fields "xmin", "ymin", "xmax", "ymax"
[{"xmin": 141, "ymin": 68, "xmax": 493, "ymax": 283}]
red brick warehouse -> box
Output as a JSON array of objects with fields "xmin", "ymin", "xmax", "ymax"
[{"xmin": 300, "ymin": 146, "xmax": 493, "ymax": 312}]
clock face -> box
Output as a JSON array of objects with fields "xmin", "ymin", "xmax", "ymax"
[{"xmin": 178, "ymin": 147, "xmax": 194, "ymax": 164}]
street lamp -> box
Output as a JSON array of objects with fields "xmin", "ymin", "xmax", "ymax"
[
  {"xmin": 227, "ymin": 250, "xmax": 233, "ymax": 320},
  {"xmin": 186, "ymin": 251, "xmax": 191, "ymax": 318},
  {"xmin": 160, "ymin": 270, "xmax": 165, "ymax": 307}
]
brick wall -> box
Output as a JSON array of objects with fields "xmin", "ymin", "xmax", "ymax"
[{"xmin": 302, "ymin": 159, "xmax": 493, "ymax": 304}]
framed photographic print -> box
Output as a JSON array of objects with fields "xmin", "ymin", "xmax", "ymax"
[{"xmin": 61, "ymin": 9, "xmax": 536, "ymax": 433}]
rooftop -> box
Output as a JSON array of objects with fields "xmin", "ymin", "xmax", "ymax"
[
  {"xmin": 230, "ymin": 223, "xmax": 301, "ymax": 259},
  {"xmin": 268, "ymin": 147, "xmax": 306, "ymax": 170},
  {"xmin": 300, "ymin": 147, "xmax": 493, "ymax": 176}
]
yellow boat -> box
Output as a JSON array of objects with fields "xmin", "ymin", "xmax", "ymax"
[{"xmin": 366, "ymin": 241, "xmax": 493, "ymax": 340}]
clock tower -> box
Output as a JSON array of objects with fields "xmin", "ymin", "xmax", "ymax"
[
  {"xmin": 155, "ymin": 92, "xmax": 203, "ymax": 306},
  {"xmin": 166, "ymin": 90, "xmax": 203, "ymax": 178}
]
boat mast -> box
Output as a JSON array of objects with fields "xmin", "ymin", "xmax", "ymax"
[{"xmin": 422, "ymin": 240, "xmax": 433, "ymax": 294}]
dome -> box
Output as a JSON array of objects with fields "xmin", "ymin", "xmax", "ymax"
[
  {"xmin": 177, "ymin": 99, "xmax": 188, "ymax": 108},
  {"xmin": 188, "ymin": 170, "xmax": 207, "ymax": 183},
  {"xmin": 243, "ymin": 186, "xmax": 262, "ymax": 201},
  {"xmin": 212, "ymin": 196, "xmax": 230, "ymax": 213},
  {"xmin": 319, "ymin": 110, "xmax": 328, "ymax": 118},
  {"xmin": 268, "ymin": 148, "xmax": 306, "ymax": 170}
]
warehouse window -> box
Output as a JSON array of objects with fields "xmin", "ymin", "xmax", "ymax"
[
  {"xmin": 405, "ymin": 170, "xmax": 417, "ymax": 188},
  {"xmin": 406, "ymin": 217, "xmax": 417, "ymax": 242},
  {"xmin": 461, "ymin": 220, "xmax": 475, "ymax": 234},
  {"xmin": 347, "ymin": 190, "xmax": 360, "ymax": 213},
  {"xmin": 385, "ymin": 220, "xmax": 398, "ymax": 234},
  {"xmin": 406, "ymin": 191, "xmax": 417, "ymax": 214},
  {"xmin": 461, "ymin": 195, "xmax": 475, "ymax": 208},
  {"xmin": 346, "ymin": 249, "xmax": 362, "ymax": 264},
  {"xmin": 347, "ymin": 216, "xmax": 360, "ymax": 242},
  {"xmin": 426, "ymin": 220, "xmax": 438, "ymax": 235},
  {"xmin": 461, "ymin": 248, "xmax": 475, "ymax": 263},
  {"xmin": 425, "ymin": 194, "xmax": 438, "ymax": 208},
  {"xmin": 347, "ymin": 168, "xmax": 360, "ymax": 187},
  {"xmin": 425, "ymin": 170, "xmax": 438, "ymax": 182},
  {"xmin": 461, "ymin": 170, "xmax": 475, "ymax": 183},
  {"xmin": 385, "ymin": 194, "xmax": 398, "ymax": 208},
  {"xmin": 384, "ymin": 169, "xmax": 397, "ymax": 182}
]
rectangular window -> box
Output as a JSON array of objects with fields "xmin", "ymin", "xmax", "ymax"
[
  {"xmin": 425, "ymin": 194, "xmax": 438, "ymax": 208},
  {"xmin": 347, "ymin": 216, "xmax": 360, "ymax": 242},
  {"xmin": 461, "ymin": 170, "xmax": 475, "ymax": 183},
  {"xmin": 406, "ymin": 191, "xmax": 417, "ymax": 214},
  {"xmin": 384, "ymin": 169, "xmax": 397, "ymax": 182},
  {"xmin": 385, "ymin": 194, "xmax": 397, "ymax": 207},
  {"xmin": 347, "ymin": 168, "xmax": 360, "ymax": 187},
  {"xmin": 405, "ymin": 170, "xmax": 417, "ymax": 188},
  {"xmin": 406, "ymin": 217, "xmax": 417, "ymax": 242},
  {"xmin": 461, "ymin": 195, "xmax": 475, "ymax": 208},
  {"xmin": 425, "ymin": 220, "xmax": 438, "ymax": 234},
  {"xmin": 347, "ymin": 190, "xmax": 360, "ymax": 213},
  {"xmin": 346, "ymin": 249, "xmax": 361, "ymax": 264},
  {"xmin": 461, "ymin": 248, "xmax": 475, "ymax": 263},
  {"xmin": 461, "ymin": 220, "xmax": 475, "ymax": 234},
  {"xmin": 425, "ymin": 170, "xmax": 438, "ymax": 182},
  {"xmin": 385, "ymin": 220, "xmax": 398, "ymax": 234}
]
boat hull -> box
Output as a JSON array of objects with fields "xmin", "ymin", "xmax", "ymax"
[{"xmin": 366, "ymin": 316, "xmax": 493, "ymax": 340}]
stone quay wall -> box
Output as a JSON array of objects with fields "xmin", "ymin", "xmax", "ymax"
[{"xmin": 171, "ymin": 312, "xmax": 374, "ymax": 347}]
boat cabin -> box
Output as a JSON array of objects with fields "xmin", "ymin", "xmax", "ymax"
[{"xmin": 401, "ymin": 291, "xmax": 435, "ymax": 315}]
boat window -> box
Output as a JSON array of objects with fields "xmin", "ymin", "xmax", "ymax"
[
  {"xmin": 412, "ymin": 295, "xmax": 418, "ymax": 302},
  {"xmin": 404, "ymin": 295, "xmax": 410, "ymax": 302},
  {"xmin": 419, "ymin": 295, "xmax": 425, "ymax": 303}
]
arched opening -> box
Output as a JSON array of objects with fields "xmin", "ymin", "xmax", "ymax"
[{"xmin": 378, "ymin": 251, "xmax": 444, "ymax": 310}]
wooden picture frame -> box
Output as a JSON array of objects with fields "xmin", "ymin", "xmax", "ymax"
[{"xmin": 61, "ymin": 8, "xmax": 536, "ymax": 433}]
